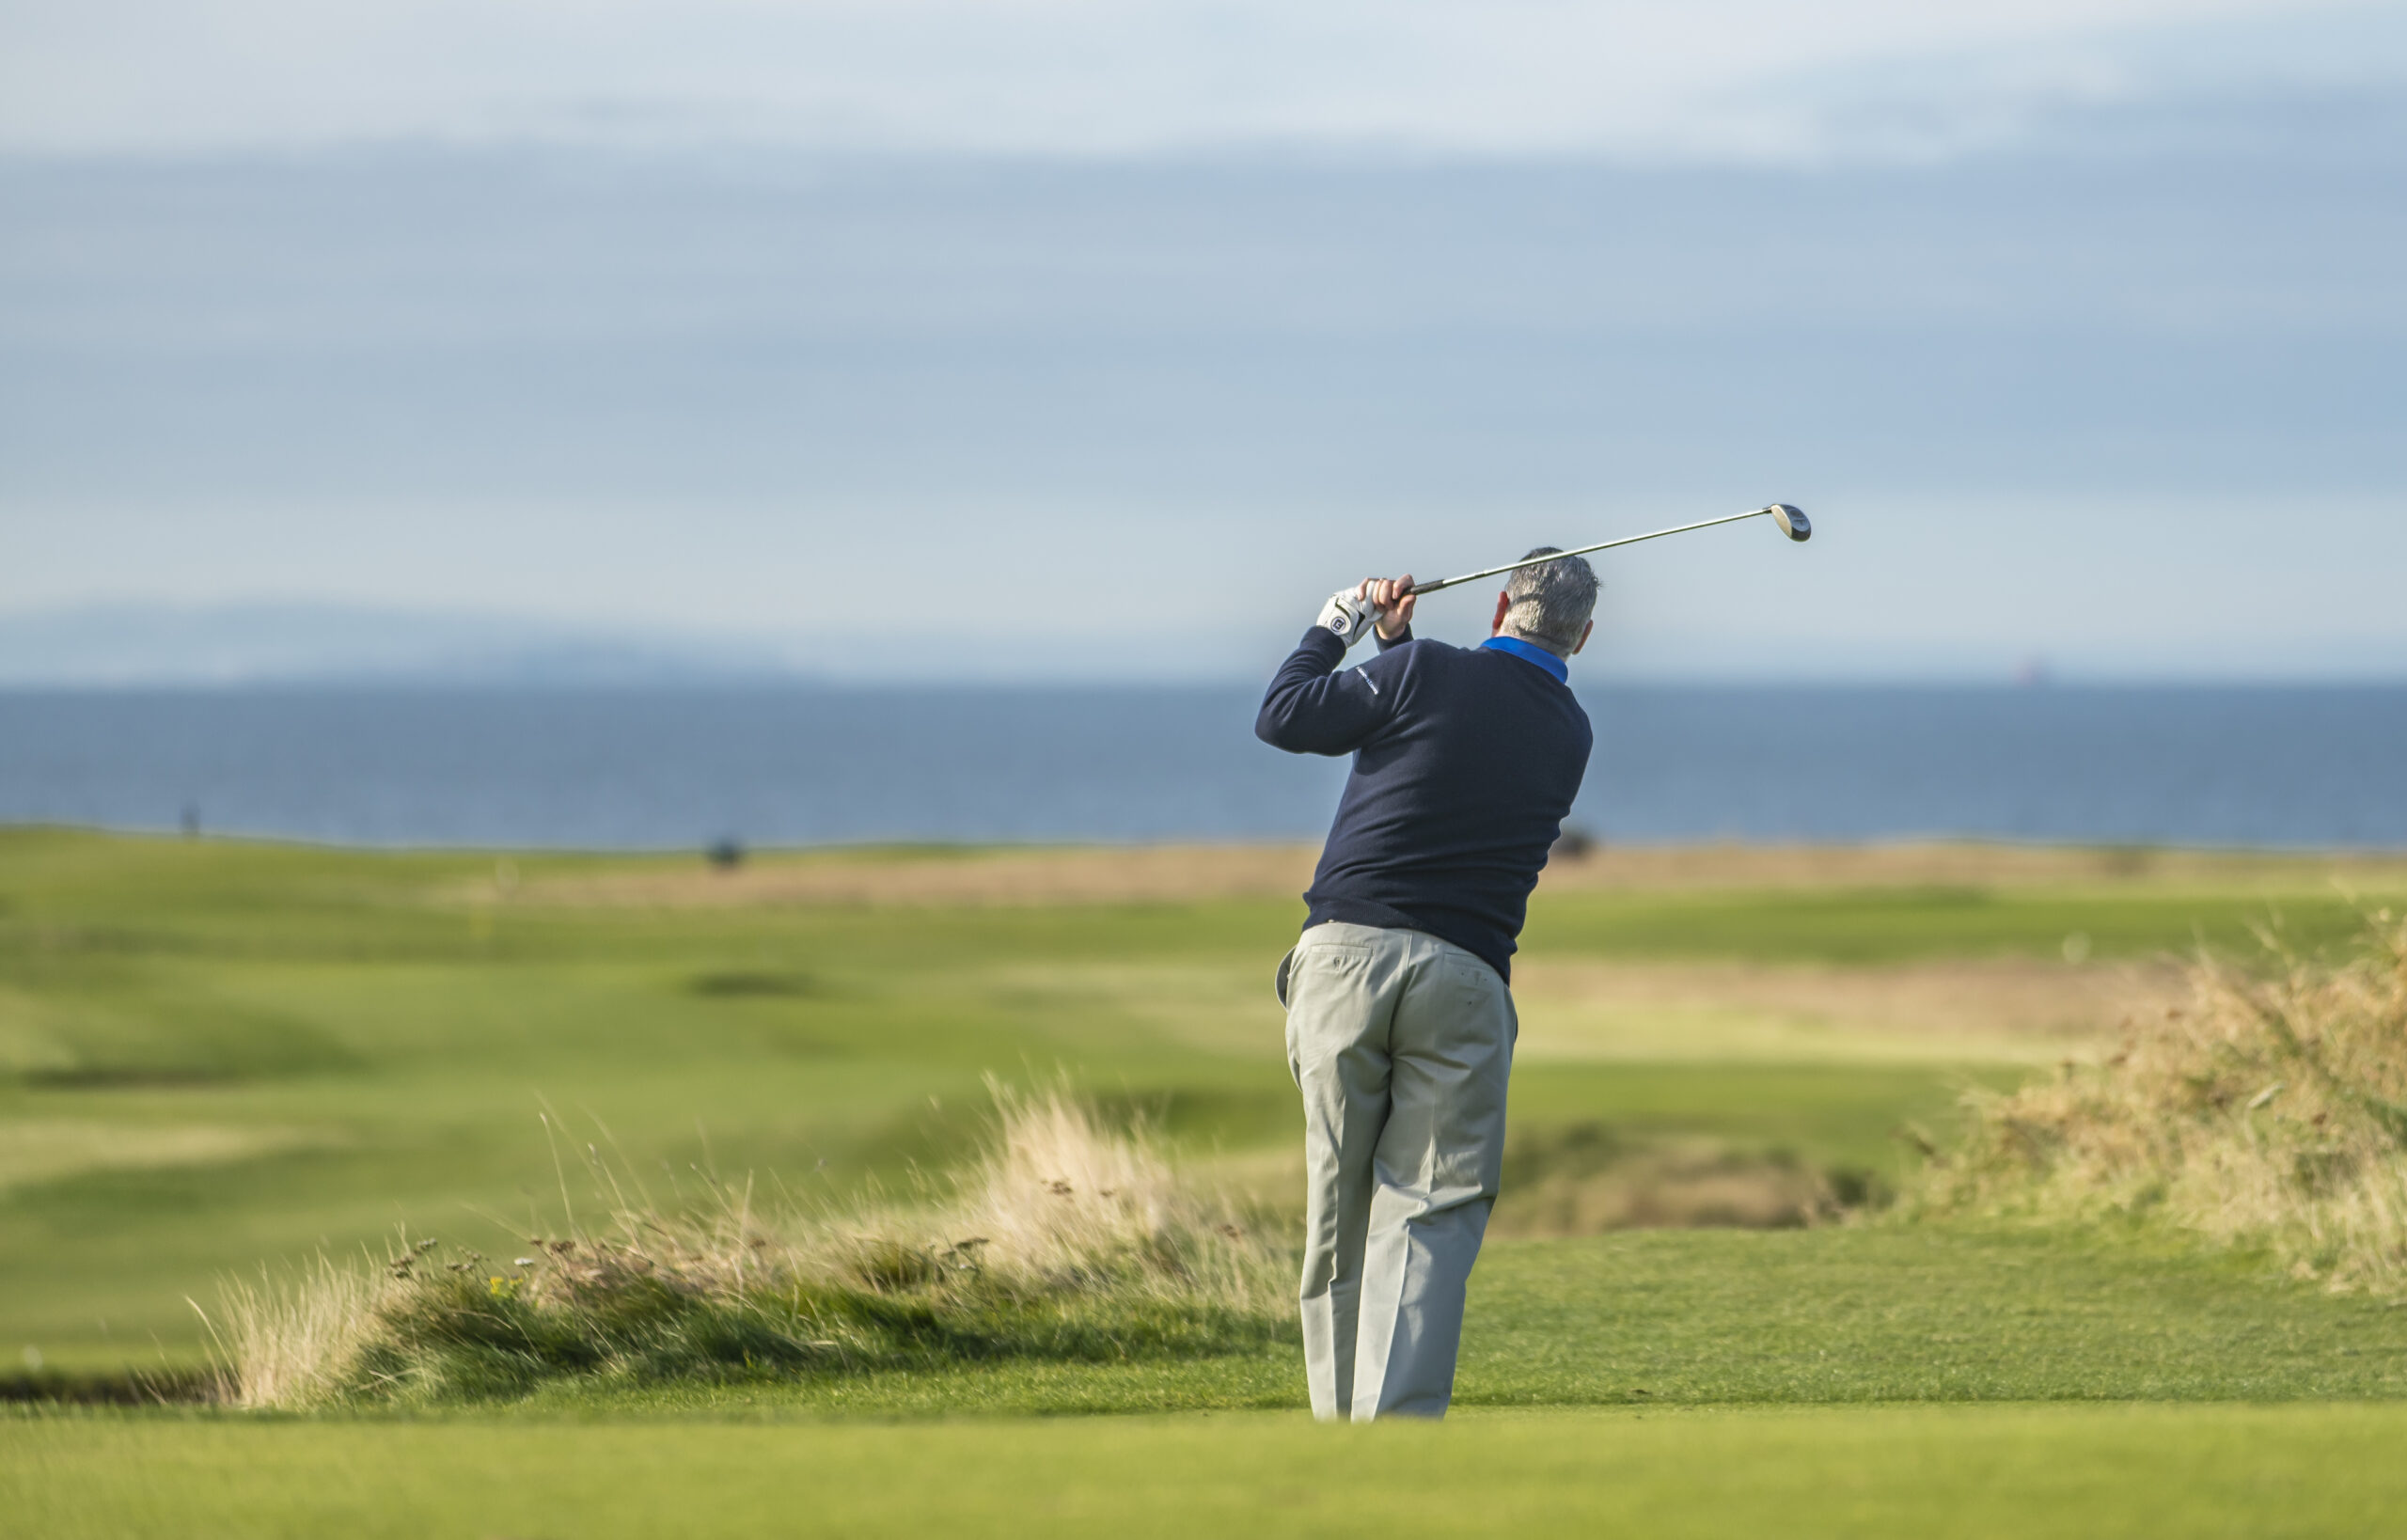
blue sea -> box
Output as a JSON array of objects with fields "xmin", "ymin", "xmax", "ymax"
[{"xmin": 1, "ymin": 685, "xmax": 2401, "ymax": 850}]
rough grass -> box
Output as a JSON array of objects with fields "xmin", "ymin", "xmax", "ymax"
[
  {"xmin": 1915, "ymin": 914, "xmax": 2407, "ymax": 1293},
  {"xmin": 208, "ymin": 1088, "xmax": 1290, "ymax": 1408}
]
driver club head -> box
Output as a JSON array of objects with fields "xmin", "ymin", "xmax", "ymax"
[{"xmin": 1768, "ymin": 504, "xmax": 1811, "ymax": 542}]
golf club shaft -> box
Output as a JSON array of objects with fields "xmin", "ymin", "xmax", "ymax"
[{"xmin": 1403, "ymin": 507, "xmax": 1781, "ymax": 597}]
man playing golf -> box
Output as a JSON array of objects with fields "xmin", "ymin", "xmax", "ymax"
[{"xmin": 1257, "ymin": 549, "xmax": 1597, "ymax": 1421}]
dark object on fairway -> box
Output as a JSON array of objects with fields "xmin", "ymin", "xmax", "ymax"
[
  {"xmin": 688, "ymin": 968, "xmax": 817, "ymax": 998},
  {"xmin": 181, "ymin": 802, "xmax": 201, "ymax": 839},
  {"xmin": 1404, "ymin": 503, "xmax": 1812, "ymax": 598},
  {"xmin": 1552, "ymin": 825, "xmax": 1598, "ymax": 860},
  {"xmin": 706, "ymin": 837, "xmax": 745, "ymax": 871}
]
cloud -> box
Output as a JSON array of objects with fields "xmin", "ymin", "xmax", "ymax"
[{"xmin": 3, "ymin": 0, "xmax": 2395, "ymax": 162}]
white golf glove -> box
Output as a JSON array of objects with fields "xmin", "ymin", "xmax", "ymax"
[{"xmin": 1316, "ymin": 589, "xmax": 1381, "ymax": 649}]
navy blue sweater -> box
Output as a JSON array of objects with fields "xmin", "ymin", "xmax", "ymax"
[{"xmin": 1255, "ymin": 626, "xmax": 1593, "ymax": 982}]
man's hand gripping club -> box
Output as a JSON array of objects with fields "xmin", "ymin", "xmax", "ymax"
[{"xmin": 1315, "ymin": 575, "xmax": 1418, "ymax": 650}]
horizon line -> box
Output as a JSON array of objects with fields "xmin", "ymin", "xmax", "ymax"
[{"xmin": 6, "ymin": 672, "xmax": 2407, "ymax": 693}]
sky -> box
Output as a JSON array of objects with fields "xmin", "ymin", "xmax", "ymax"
[{"xmin": 2, "ymin": 0, "xmax": 2403, "ymax": 682}]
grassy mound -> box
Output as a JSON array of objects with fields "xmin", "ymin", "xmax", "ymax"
[
  {"xmin": 207, "ymin": 1089, "xmax": 1291, "ymax": 1408},
  {"xmin": 1916, "ymin": 915, "xmax": 2407, "ymax": 1292}
]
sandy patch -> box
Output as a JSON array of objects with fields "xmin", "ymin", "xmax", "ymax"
[
  {"xmin": 505, "ymin": 845, "xmax": 1322, "ymax": 910},
  {"xmin": 0, "ymin": 1119, "xmax": 331, "ymax": 1192},
  {"xmin": 1534, "ymin": 841, "xmax": 2407, "ymax": 894},
  {"xmin": 484, "ymin": 841, "xmax": 2407, "ymax": 912},
  {"xmin": 990, "ymin": 962, "xmax": 1287, "ymax": 1057},
  {"xmin": 983, "ymin": 955, "xmax": 2172, "ymax": 1069},
  {"xmin": 1509, "ymin": 957, "xmax": 2179, "ymax": 1066}
]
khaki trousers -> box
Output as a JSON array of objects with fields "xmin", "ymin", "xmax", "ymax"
[{"xmin": 1280, "ymin": 920, "xmax": 1516, "ymax": 1421}]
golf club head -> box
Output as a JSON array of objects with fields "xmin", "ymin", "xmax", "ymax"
[{"xmin": 1768, "ymin": 504, "xmax": 1811, "ymax": 542}]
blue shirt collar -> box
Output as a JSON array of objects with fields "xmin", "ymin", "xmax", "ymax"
[{"xmin": 1481, "ymin": 635, "xmax": 1569, "ymax": 683}]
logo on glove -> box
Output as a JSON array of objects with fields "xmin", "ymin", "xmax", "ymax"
[{"xmin": 1316, "ymin": 589, "xmax": 1381, "ymax": 649}]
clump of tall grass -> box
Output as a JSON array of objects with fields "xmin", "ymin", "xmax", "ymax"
[
  {"xmin": 1915, "ymin": 913, "xmax": 2407, "ymax": 1293},
  {"xmin": 199, "ymin": 1255, "xmax": 385, "ymax": 1408},
  {"xmin": 207, "ymin": 1085, "xmax": 1290, "ymax": 1408}
]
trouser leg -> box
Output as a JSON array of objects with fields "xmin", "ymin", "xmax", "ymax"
[
  {"xmin": 1284, "ymin": 925, "xmax": 1399, "ymax": 1422},
  {"xmin": 1349, "ymin": 937, "xmax": 1515, "ymax": 1421}
]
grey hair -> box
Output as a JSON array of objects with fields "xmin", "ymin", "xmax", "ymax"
[{"xmin": 1500, "ymin": 547, "xmax": 1599, "ymax": 656}]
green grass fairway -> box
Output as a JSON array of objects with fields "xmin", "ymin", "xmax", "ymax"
[
  {"xmin": 11, "ymin": 1404, "xmax": 2407, "ymax": 1539},
  {"xmin": 4, "ymin": 830, "xmax": 2404, "ymax": 1371},
  {"xmin": 11, "ymin": 832, "xmax": 2407, "ymax": 1535}
]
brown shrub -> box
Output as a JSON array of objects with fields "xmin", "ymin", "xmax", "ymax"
[{"xmin": 1914, "ymin": 914, "xmax": 2407, "ymax": 1293}]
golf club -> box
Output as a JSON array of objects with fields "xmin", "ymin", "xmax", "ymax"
[{"xmin": 1403, "ymin": 504, "xmax": 1810, "ymax": 598}]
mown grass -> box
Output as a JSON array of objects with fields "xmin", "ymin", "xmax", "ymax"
[
  {"xmin": 1462, "ymin": 1228, "xmax": 2407, "ymax": 1406},
  {"xmin": 17, "ymin": 1223, "xmax": 2407, "ymax": 1533},
  {"xmin": 11, "ymin": 1404, "xmax": 2407, "ymax": 1539}
]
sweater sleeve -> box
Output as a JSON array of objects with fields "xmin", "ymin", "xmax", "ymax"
[{"xmin": 1254, "ymin": 627, "xmax": 1399, "ymax": 756}]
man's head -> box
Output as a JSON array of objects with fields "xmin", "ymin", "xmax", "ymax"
[{"xmin": 1491, "ymin": 546, "xmax": 1599, "ymax": 657}]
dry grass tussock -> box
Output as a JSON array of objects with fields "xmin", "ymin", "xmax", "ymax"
[
  {"xmin": 206, "ymin": 1085, "xmax": 1290, "ymax": 1409},
  {"xmin": 198, "ymin": 1255, "xmax": 385, "ymax": 1409},
  {"xmin": 1492, "ymin": 1125, "xmax": 1868, "ymax": 1236},
  {"xmin": 1915, "ymin": 914, "xmax": 2407, "ymax": 1293}
]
